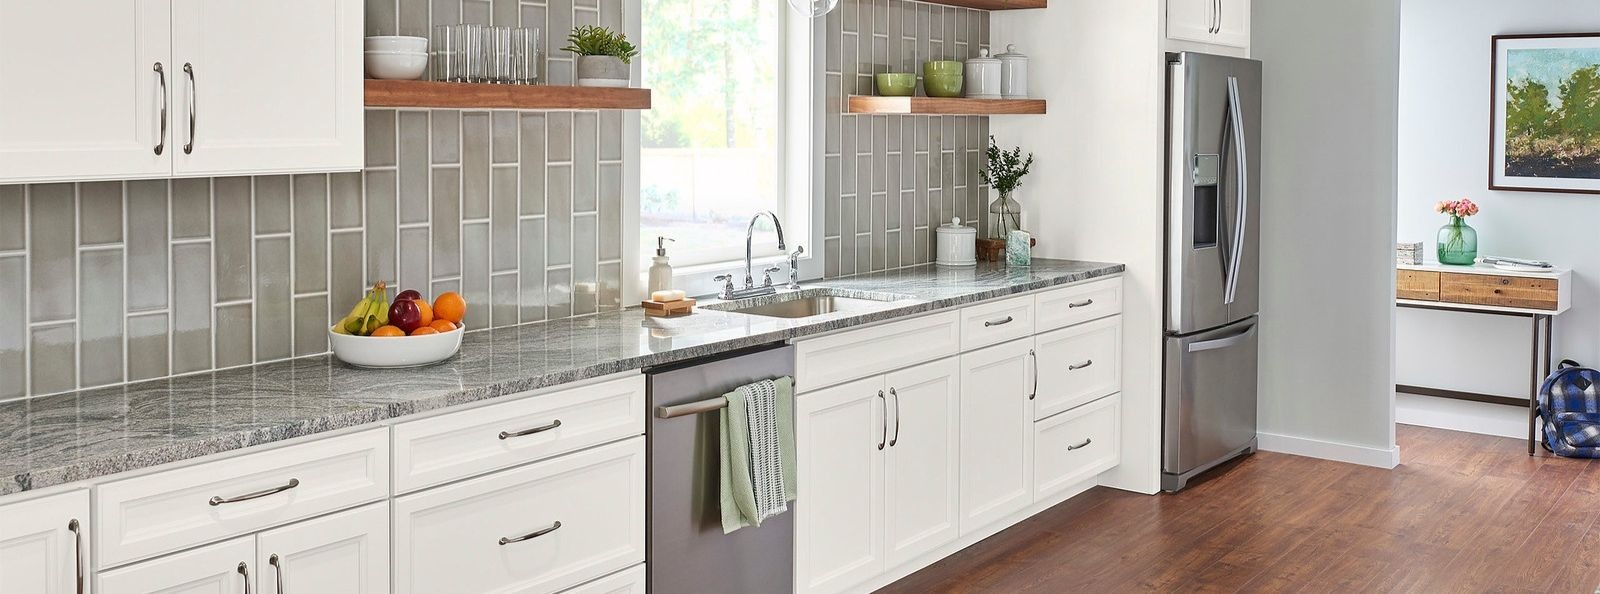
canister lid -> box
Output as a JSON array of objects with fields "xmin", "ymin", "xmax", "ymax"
[
  {"xmin": 966, "ymin": 48, "xmax": 1000, "ymax": 65},
  {"xmin": 937, "ymin": 217, "xmax": 976, "ymax": 235},
  {"xmin": 996, "ymin": 44, "xmax": 1027, "ymax": 60}
]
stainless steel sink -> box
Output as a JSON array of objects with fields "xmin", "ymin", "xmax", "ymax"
[{"xmin": 706, "ymin": 289, "xmax": 909, "ymax": 319}]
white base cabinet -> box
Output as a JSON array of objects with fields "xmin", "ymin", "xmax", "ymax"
[
  {"xmin": 99, "ymin": 535, "xmax": 254, "ymax": 594},
  {"xmin": 957, "ymin": 338, "xmax": 1036, "ymax": 534},
  {"xmin": 0, "ymin": 490, "xmax": 89, "ymax": 594}
]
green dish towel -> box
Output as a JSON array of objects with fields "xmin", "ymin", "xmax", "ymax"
[{"xmin": 720, "ymin": 376, "xmax": 797, "ymax": 533}]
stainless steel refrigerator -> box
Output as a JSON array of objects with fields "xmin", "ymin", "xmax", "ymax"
[{"xmin": 1162, "ymin": 52, "xmax": 1261, "ymax": 492}]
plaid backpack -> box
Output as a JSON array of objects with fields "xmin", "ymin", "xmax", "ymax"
[{"xmin": 1539, "ymin": 360, "xmax": 1600, "ymax": 458}]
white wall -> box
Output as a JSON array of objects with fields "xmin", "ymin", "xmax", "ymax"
[
  {"xmin": 991, "ymin": 1, "xmax": 1165, "ymax": 494},
  {"xmin": 1252, "ymin": 0, "xmax": 1401, "ymax": 467},
  {"xmin": 1397, "ymin": 0, "xmax": 1600, "ymax": 398}
]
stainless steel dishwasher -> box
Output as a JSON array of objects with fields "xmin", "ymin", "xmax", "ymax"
[{"xmin": 646, "ymin": 343, "xmax": 796, "ymax": 594}]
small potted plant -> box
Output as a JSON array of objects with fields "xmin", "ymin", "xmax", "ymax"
[
  {"xmin": 563, "ymin": 26, "xmax": 639, "ymax": 88},
  {"xmin": 1435, "ymin": 197, "xmax": 1480, "ymax": 265},
  {"xmin": 979, "ymin": 136, "xmax": 1035, "ymax": 267}
]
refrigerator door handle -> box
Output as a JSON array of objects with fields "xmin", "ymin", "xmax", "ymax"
[
  {"xmin": 1187, "ymin": 321, "xmax": 1258, "ymax": 353},
  {"xmin": 1223, "ymin": 75, "xmax": 1249, "ymax": 305}
]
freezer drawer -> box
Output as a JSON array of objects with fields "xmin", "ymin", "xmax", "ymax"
[{"xmin": 1162, "ymin": 317, "xmax": 1258, "ymax": 487}]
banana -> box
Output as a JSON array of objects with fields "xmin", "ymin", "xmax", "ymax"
[{"xmin": 336, "ymin": 281, "xmax": 390, "ymax": 336}]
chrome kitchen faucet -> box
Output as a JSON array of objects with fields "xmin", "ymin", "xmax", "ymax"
[{"xmin": 714, "ymin": 211, "xmax": 789, "ymax": 300}]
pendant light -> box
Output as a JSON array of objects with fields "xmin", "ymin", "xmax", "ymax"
[{"xmin": 787, "ymin": 0, "xmax": 838, "ymax": 18}]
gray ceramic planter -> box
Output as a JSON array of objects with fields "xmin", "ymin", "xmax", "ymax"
[{"xmin": 575, "ymin": 55, "xmax": 630, "ymax": 88}]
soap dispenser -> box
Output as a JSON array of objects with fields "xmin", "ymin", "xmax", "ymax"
[{"xmin": 647, "ymin": 237, "xmax": 675, "ymax": 294}]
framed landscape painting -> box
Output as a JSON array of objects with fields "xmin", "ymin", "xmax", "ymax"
[{"xmin": 1492, "ymin": 32, "xmax": 1600, "ymax": 194}]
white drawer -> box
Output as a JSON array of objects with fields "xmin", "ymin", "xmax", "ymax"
[
  {"xmin": 1033, "ymin": 394, "xmax": 1121, "ymax": 500},
  {"xmin": 959, "ymin": 295, "xmax": 1035, "ymax": 351},
  {"xmin": 562, "ymin": 564, "xmax": 646, "ymax": 594},
  {"xmin": 1033, "ymin": 316, "xmax": 1122, "ymax": 420},
  {"xmin": 96, "ymin": 428, "xmax": 389, "ymax": 567},
  {"xmin": 98, "ymin": 535, "xmax": 254, "ymax": 594},
  {"xmin": 394, "ymin": 437, "xmax": 646, "ymax": 594},
  {"xmin": 392, "ymin": 374, "xmax": 645, "ymax": 493},
  {"xmin": 795, "ymin": 311, "xmax": 960, "ymax": 391},
  {"xmin": 1034, "ymin": 277, "xmax": 1123, "ymax": 333}
]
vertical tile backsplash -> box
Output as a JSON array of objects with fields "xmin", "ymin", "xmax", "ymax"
[{"xmin": 824, "ymin": 0, "xmax": 990, "ymax": 277}]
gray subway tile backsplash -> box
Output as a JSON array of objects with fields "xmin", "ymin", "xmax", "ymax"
[
  {"xmin": 29, "ymin": 184, "xmax": 75, "ymax": 324},
  {"xmin": 79, "ymin": 182, "xmax": 123, "ymax": 245}
]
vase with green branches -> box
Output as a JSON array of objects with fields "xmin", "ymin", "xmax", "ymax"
[{"xmin": 979, "ymin": 136, "xmax": 1035, "ymax": 238}]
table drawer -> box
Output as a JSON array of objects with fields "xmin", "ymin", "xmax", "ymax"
[
  {"xmin": 393, "ymin": 437, "xmax": 646, "ymax": 594},
  {"xmin": 796, "ymin": 311, "xmax": 960, "ymax": 391},
  {"xmin": 96, "ymin": 428, "xmax": 388, "ymax": 567},
  {"xmin": 1033, "ymin": 316, "xmax": 1122, "ymax": 420},
  {"xmin": 393, "ymin": 374, "xmax": 645, "ymax": 493},
  {"xmin": 1440, "ymin": 272, "xmax": 1559, "ymax": 310},
  {"xmin": 1034, "ymin": 394, "xmax": 1120, "ymax": 500},
  {"xmin": 960, "ymin": 295, "xmax": 1036, "ymax": 351},
  {"xmin": 1034, "ymin": 277, "xmax": 1123, "ymax": 333},
  {"xmin": 1396, "ymin": 269, "xmax": 1440, "ymax": 301}
]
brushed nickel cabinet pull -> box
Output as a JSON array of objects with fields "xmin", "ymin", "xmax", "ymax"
[
  {"xmin": 239, "ymin": 562, "xmax": 252, "ymax": 594},
  {"xmin": 270, "ymin": 554, "xmax": 284, "ymax": 594},
  {"xmin": 877, "ymin": 390, "xmax": 887, "ymax": 450},
  {"xmin": 1068, "ymin": 438, "xmax": 1093, "ymax": 451},
  {"xmin": 209, "ymin": 478, "xmax": 300, "ymax": 506},
  {"xmin": 499, "ymin": 419, "xmax": 562, "ymax": 440},
  {"xmin": 984, "ymin": 316, "xmax": 1014, "ymax": 327},
  {"xmin": 183, "ymin": 63, "xmax": 196, "ymax": 155},
  {"xmin": 1029, "ymin": 349, "xmax": 1038, "ymax": 400},
  {"xmin": 1067, "ymin": 299, "xmax": 1093, "ymax": 308},
  {"xmin": 68, "ymin": 519, "xmax": 83, "ymax": 594},
  {"xmin": 888, "ymin": 387, "xmax": 900, "ymax": 447},
  {"xmin": 1069, "ymin": 360, "xmax": 1094, "ymax": 371},
  {"xmin": 499, "ymin": 521, "xmax": 562, "ymax": 545},
  {"xmin": 153, "ymin": 63, "xmax": 167, "ymax": 155}
]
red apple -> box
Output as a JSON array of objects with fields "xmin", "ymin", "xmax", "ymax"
[
  {"xmin": 388, "ymin": 299, "xmax": 423, "ymax": 333},
  {"xmin": 395, "ymin": 289, "xmax": 423, "ymax": 303}
]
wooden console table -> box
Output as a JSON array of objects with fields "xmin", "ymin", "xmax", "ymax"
[{"xmin": 1395, "ymin": 262, "xmax": 1571, "ymax": 455}]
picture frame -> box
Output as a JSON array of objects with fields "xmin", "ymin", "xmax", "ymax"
[{"xmin": 1490, "ymin": 32, "xmax": 1600, "ymax": 194}]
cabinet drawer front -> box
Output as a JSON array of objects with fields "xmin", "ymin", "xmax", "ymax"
[
  {"xmin": 960, "ymin": 295, "xmax": 1036, "ymax": 351},
  {"xmin": 796, "ymin": 311, "xmax": 960, "ymax": 391},
  {"xmin": 393, "ymin": 374, "xmax": 645, "ymax": 493},
  {"xmin": 1033, "ymin": 316, "xmax": 1122, "ymax": 420},
  {"xmin": 394, "ymin": 438, "xmax": 646, "ymax": 594},
  {"xmin": 96, "ymin": 428, "xmax": 388, "ymax": 567},
  {"xmin": 1396, "ymin": 270, "xmax": 1440, "ymax": 301},
  {"xmin": 1034, "ymin": 277, "xmax": 1123, "ymax": 333},
  {"xmin": 1034, "ymin": 394, "xmax": 1121, "ymax": 500},
  {"xmin": 98, "ymin": 534, "xmax": 254, "ymax": 594},
  {"xmin": 562, "ymin": 564, "xmax": 646, "ymax": 594},
  {"xmin": 1440, "ymin": 273, "xmax": 1559, "ymax": 310}
]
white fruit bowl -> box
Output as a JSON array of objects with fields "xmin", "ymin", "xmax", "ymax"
[
  {"xmin": 365, "ymin": 51, "xmax": 428, "ymax": 80},
  {"xmin": 329, "ymin": 324, "xmax": 464, "ymax": 368}
]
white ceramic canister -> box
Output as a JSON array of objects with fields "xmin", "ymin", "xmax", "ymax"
[
  {"xmin": 935, "ymin": 217, "xmax": 977, "ymax": 266},
  {"xmin": 997, "ymin": 44, "xmax": 1029, "ymax": 99},
  {"xmin": 964, "ymin": 48, "xmax": 1002, "ymax": 99}
]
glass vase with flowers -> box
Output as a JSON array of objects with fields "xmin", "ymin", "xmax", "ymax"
[{"xmin": 1435, "ymin": 198, "xmax": 1480, "ymax": 265}]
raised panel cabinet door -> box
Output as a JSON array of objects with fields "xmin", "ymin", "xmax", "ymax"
[
  {"xmin": 255, "ymin": 503, "xmax": 388, "ymax": 594},
  {"xmin": 882, "ymin": 358, "xmax": 961, "ymax": 568},
  {"xmin": 795, "ymin": 376, "xmax": 886, "ymax": 594},
  {"xmin": 0, "ymin": 490, "xmax": 90, "ymax": 594},
  {"xmin": 1212, "ymin": 0, "xmax": 1251, "ymax": 49},
  {"xmin": 1165, "ymin": 0, "xmax": 1216, "ymax": 45},
  {"xmin": 1032, "ymin": 316, "xmax": 1122, "ymax": 420},
  {"xmin": 0, "ymin": 0, "xmax": 171, "ymax": 183},
  {"xmin": 958, "ymin": 338, "xmax": 1035, "ymax": 534},
  {"xmin": 99, "ymin": 536, "xmax": 253, "ymax": 594},
  {"xmin": 169, "ymin": 0, "xmax": 362, "ymax": 176}
]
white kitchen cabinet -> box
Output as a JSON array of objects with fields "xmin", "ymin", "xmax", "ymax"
[
  {"xmin": 882, "ymin": 359, "xmax": 961, "ymax": 568},
  {"xmin": 0, "ymin": 0, "xmax": 171, "ymax": 183},
  {"xmin": 170, "ymin": 0, "xmax": 362, "ymax": 176},
  {"xmin": 255, "ymin": 503, "xmax": 388, "ymax": 594},
  {"xmin": 0, "ymin": 490, "xmax": 90, "ymax": 594},
  {"xmin": 795, "ymin": 376, "xmax": 886, "ymax": 594},
  {"xmin": 1033, "ymin": 316, "xmax": 1122, "ymax": 420},
  {"xmin": 99, "ymin": 536, "xmax": 253, "ymax": 594},
  {"xmin": 1035, "ymin": 394, "xmax": 1122, "ymax": 500},
  {"xmin": 1167, "ymin": 0, "xmax": 1250, "ymax": 50},
  {"xmin": 958, "ymin": 338, "xmax": 1035, "ymax": 534},
  {"xmin": 561, "ymin": 565, "xmax": 646, "ymax": 594}
]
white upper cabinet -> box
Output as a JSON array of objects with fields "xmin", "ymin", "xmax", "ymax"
[
  {"xmin": 170, "ymin": 0, "xmax": 362, "ymax": 176},
  {"xmin": 0, "ymin": 0, "xmax": 172, "ymax": 183},
  {"xmin": 0, "ymin": 490, "xmax": 90, "ymax": 594},
  {"xmin": 1166, "ymin": 0, "xmax": 1250, "ymax": 51},
  {"xmin": 0, "ymin": 0, "xmax": 361, "ymax": 185}
]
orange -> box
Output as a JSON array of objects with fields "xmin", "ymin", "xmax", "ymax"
[
  {"xmin": 434, "ymin": 291, "xmax": 466, "ymax": 323},
  {"xmin": 370, "ymin": 325, "xmax": 405, "ymax": 337},
  {"xmin": 410, "ymin": 326, "xmax": 440, "ymax": 336},
  {"xmin": 413, "ymin": 298, "xmax": 435, "ymax": 327},
  {"xmin": 429, "ymin": 319, "xmax": 457, "ymax": 333}
]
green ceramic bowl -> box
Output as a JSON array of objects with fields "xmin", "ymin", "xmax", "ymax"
[
  {"xmin": 923, "ymin": 60, "xmax": 963, "ymax": 76},
  {"xmin": 875, "ymin": 73, "xmax": 916, "ymax": 97},
  {"xmin": 923, "ymin": 73, "xmax": 964, "ymax": 98}
]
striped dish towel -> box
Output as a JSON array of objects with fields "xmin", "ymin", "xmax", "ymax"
[{"xmin": 720, "ymin": 377, "xmax": 796, "ymax": 533}]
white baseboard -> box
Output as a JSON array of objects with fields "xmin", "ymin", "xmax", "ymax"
[{"xmin": 1257, "ymin": 431, "xmax": 1400, "ymax": 469}]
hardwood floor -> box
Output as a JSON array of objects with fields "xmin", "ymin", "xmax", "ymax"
[{"xmin": 880, "ymin": 425, "xmax": 1600, "ymax": 593}]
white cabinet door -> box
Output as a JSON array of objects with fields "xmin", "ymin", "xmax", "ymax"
[
  {"xmin": 169, "ymin": 0, "xmax": 362, "ymax": 176},
  {"xmin": 1165, "ymin": 0, "xmax": 1215, "ymax": 44},
  {"xmin": 1213, "ymin": 0, "xmax": 1250, "ymax": 49},
  {"xmin": 795, "ymin": 377, "xmax": 886, "ymax": 594},
  {"xmin": 958, "ymin": 338, "xmax": 1034, "ymax": 534},
  {"xmin": 99, "ymin": 536, "xmax": 252, "ymax": 594},
  {"xmin": 882, "ymin": 359, "xmax": 960, "ymax": 568},
  {"xmin": 255, "ymin": 503, "xmax": 388, "ymax": 594},
  {"xmin": 0, "ymin": 0, "xmax": 171, "ymax": 183},
  {"xmin": 1033, "ymin": 316, "xmax": 1122, "ymax": 421},
  {"xmin": 0, "ymin": 490, "xmax": 89, "ymax": 594}
]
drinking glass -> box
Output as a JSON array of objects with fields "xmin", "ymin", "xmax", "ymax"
[
  {"xmin": 430, "ymin": 25, "xmax": 459, "ymax": 81},
  {"xmin": 516, "ymin": 27, "xmax": 541, "ymax": 84}
]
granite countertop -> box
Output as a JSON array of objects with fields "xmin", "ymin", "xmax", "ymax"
[{"xmin": 0, "ymin": 259, "xmax": 1123, "ymax": 495}]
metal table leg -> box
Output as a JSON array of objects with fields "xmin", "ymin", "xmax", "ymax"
[
  {"xmin": 1529, "ymin": 314, "xmax": 1553, "ymax": 456},
  {"xmin": 1530, "ymin": 315, "xmax": 1539, "ymax": 456}
]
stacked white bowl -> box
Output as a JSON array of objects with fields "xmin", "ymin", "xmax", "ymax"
[{"xmin": 365, "ymin": 36, "xmax": 429, "ymax": 80}]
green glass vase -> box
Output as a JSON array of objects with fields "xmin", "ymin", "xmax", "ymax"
[{"xmin": 1436, "ymin": 216, "xmax": 1477, "ymax": 265}]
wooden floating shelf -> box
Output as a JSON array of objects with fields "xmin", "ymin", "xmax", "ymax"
[
  {"xmin": 847, "ymin": 95, "xmax": 1046, "ymax": 115},
  {"xmin": 364, "ymin": 80, "xmax": 652, "ymax": 110},
  {"xmin": 918, "ymin": 0, "xmax": 1046, "ymax": 9}
]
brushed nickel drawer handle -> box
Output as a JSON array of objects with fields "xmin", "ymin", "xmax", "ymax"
[
  {"xmin": 876, "ymin": 390, "xmax": 887, "ymax": 450},
  {"xmin": 499, "ymin": 419, "xmax": 562, "ymax": 440},
  {"xmin": 270, "ymin": 554, "xmax": 284, "ymax": 594},
  {"xmin": 209, "ymin": 478, "xmax": 300, "ymax": 506},
  {"xmin": 239, "ymin": 562, "xmax": 252, "ymax": 594},
  {"xmin": 984, "ymin": 316, "xmax": 1014, "ymax": 327},
  {"xmin": 1069, "ymin": 360, "xmax": 1094, "ymax": 371},
  {"xmin": 1067, "ymin": 438, "xmax": 1093, "ymax": 451},
  {"xmin": 499, "ymin": 521, "xmax": 562, "ymax": 545},
  {"xmin": 153, "ymin": 62, "xmax": 167, "ymax": 156},
  {"xmin": 1029, "ymin": 349, "xmax": 1038, "ymax": 401},
  {"xmin": 183, "ymin": 62, "xmax": 196, "ymax": 155},
  {"xmin": 68, "ymin": 519, "xmax": 83, "ymax": 594},
  {"xmin": 1067, "ymin": 299, "xmax": 1094, "ymax": 308}
]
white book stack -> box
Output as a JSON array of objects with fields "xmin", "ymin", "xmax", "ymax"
[{"xmin": 1396, "ymin": 242, "xmax": 1424, "ymax": 265}]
